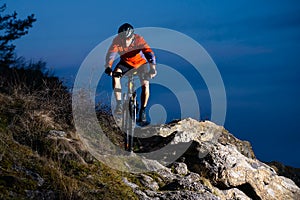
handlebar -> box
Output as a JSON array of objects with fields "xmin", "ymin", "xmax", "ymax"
[{"xmin": 112, "ymin": 70, "xmax": 156, "ymax": 79}]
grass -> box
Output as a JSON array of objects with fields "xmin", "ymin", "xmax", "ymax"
[
  {"xmin": 0, "ymin": 103, "xmax": 138, "ymax": 199},
  {"xmin": 0, "ymin": 64, "xmax": 138, "ymax": 199}
]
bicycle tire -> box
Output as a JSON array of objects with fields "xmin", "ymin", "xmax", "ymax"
[{"xmin": 128, "ymin": 95, "xmax": 137, "ymax": 151}]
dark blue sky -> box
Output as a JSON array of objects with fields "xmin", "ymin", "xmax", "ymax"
[{"xmin": 6, "ymin": 1, "xmax": 300, "ymax": 167}]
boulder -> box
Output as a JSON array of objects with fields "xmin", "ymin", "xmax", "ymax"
[{"xmin": 125, "ymin": 118, "xmax": 300, "ymax": 200}]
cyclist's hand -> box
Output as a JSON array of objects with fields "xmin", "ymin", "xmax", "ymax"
[
  {"xmin": 149, "ymin": 68, "xmax": 157, "ymax": 79},
  {"xmin": 105, "ymin": 67, "xmax": 112, "ymax": 76}
]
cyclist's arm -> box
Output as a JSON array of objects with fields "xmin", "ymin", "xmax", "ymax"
[
  {"xmin": 105, "ymin": 37, "xmax": 119, "ymax": 69},
  {"xmin": 143, "ymin": 47, "xmax": 156, "ymax": 65},
  {"xmin": 137, "ymin": 36, "xmax": 156, "ymax": 65},
  {"xmin": 140, "ymin": 38, "xmax": 157, "ymax": 78}
]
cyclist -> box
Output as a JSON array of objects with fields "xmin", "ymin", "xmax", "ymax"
[{"xmin": 104, "ymin": 23, "xmax": 157, "ymax": 122}]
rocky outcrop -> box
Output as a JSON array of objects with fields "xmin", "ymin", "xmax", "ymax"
[
  {"xmin": 124, "ymin": 118, "xmax": 300, "ymax": 200},
  {"xmin": 124, "ymin": 162, "xmax": 223, "ymax": 200},
  {"xmin": 266, "ymin": 161, "xmax": 300, "ymax": 188}
]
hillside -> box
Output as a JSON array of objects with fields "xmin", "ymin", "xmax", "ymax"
[
  {"xmin": 0, "ymin": 66, "xmax": 137, "ymax": 199},
  {"xmin": 1, "ymin": 66, "xmax": 300, "ymax": 199}
]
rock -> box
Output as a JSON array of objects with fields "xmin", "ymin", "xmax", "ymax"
[
  {"xmin": 266, "ymin": 161, "xmax": 300, "ymax": 188},
  {"xmin": 123, "ymin": 159, "xmax": 223, "ymax": 199},
  {"xmin": 150, "ymin": 190, "xmax": 220, "ymax": 200},
  {"xmin": 13, "ymin": 165, "xmax": 44, "ymax": 187},
  {"xmin": 216, "ymin": 126, "xmax": 255, "ymax": 159},
  {"xmin": 223, "ymin": 188, "xmax": 251, "ymax": 200},
  {"xmin": 159, "ymin": 118, "xmax": 222, "ymax": 143},
  {"xmin": 171, "ymin": 162, "xmax": 188, "ymax": 176},
  {"xmin": 156, "ymin": 165, "xmax": 177, "ymax": 182},
  {"xmin": 140, "ymin": 174, "xmax": 159, "ymax": 190},
  {"xmin": 127, "ymin": 119, "xmax": 300, "ymax": 200},
  {"xmin": 160, "ymin": 118, "xmax": 256, "ymax": 159},
  {"xmin": 48, "ymin": 130, "xmax": 66, "ymax": 137},
  {"xmin": 122, "ymin": 177, "xmax": 139, "ymax": 189},
  {"xmin": 44, "ymin": 130, "xmax": 93, "ymax": 165},
  {"xmin": 181, "ymin": 131, "xmax": 300, "ymax": 199},
  {"xmin": 122, "ymin": 161, "xmax": 218, "ymax": 199},
  {"xmin": 25, "ymin": 190, "xmax": 56, "ymax": 200}
]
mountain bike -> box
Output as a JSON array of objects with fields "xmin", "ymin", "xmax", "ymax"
[{"xmin": 113, "ymin": 70, "xmax": 139, "ymax": 152}]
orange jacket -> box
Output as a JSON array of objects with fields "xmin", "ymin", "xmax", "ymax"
[{"xmin": 105, "ymin": 34, "xmax": 156, "ymax": 68}]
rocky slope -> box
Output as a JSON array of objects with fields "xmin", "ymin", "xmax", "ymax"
[
  {"xmin": 1, "ymin": 100, "xmax": 300, "ymax": 200},
  {"xmin": 120, "ymin": 118, "xmax": 300, "ymax": 200}
]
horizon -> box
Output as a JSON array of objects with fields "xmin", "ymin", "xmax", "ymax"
[{"xmin": 5, "ymin": 1, "xmax": 300, "ymax": 167}]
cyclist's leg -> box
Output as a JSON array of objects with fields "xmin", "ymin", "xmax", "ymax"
[
  {"xmin": 141, "ymin": 80, "xmax": 150, "ymax": 108},
  {"xmin": 113, "ymin": 62, "xmax": 133, "ymax": 100},
  {"xmin": 138, "ymin": 64, "xmax": 150, "ymax": 108},
  {"xmin": 113, "ymin": 67, "xmax": 122, "ymax": 103},
  {"xmin": 138, "ymin": 64, "xmax": 150, "ymax": 122},
  {"xmin": 113, "ymin": 62, "xmax": 132, "ymax": 113}
]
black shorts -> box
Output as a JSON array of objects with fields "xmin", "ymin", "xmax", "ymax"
[{"xmin": 114, "ymin": 61, "xmax": 150, "ymax": 81}]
